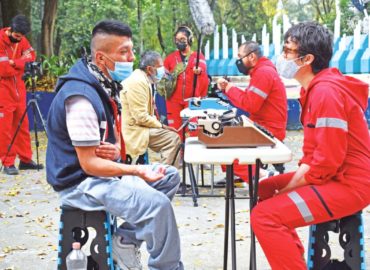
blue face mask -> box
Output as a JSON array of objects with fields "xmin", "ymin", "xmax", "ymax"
[
  {"xmin": 276, "ymin": 55, "xmax": 303, "ymax": 79},
  {"xmin": 107, "ymin": 61, "xmax": 134, "ymax": 82},
  {"xmin": 155, "ymin": 66, "xmax": 165, "ymax": 82}
]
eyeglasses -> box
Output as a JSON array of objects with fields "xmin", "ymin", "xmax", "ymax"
[{"xmin": 239, "ymin": 49, "xmax": 257, "ymax": 60}]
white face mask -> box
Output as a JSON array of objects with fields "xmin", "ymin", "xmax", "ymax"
[{"xmin": 276, "ymin": 55, "xmax": 303, "ymax": 79}]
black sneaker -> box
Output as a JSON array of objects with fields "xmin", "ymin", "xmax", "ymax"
[
  {"xmin": 214, "ymin": 177, "xmax": 245, "ymax": 188},
  {"xmin": 3, "ymin": 165, "xmax": 19, "ymax": 175},
  {"xmin": 19, "ymin": 160, "xmax": 44, "ymax": 170}
]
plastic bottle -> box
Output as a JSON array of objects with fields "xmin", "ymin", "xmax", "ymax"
[{"xmin": 66, "ymin": 242, "xmax": 87, "ymax": 270}]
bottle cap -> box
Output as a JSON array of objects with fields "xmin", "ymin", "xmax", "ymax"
[{"xmin": 72, "ymin": 242, "xmax": 81, "ymax": 249}]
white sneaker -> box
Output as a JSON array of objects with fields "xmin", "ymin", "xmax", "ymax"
[{"xmin": 112, "ymin": 234, "xmax": 142, "ymax": 270}]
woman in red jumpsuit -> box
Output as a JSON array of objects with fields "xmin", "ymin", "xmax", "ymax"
[
  {"xmin": 164, "ymin": 26, "xmax": 209, "ymax": 139},
  {"xmin": 251, "ymin": 21, "xmax": 370, "ymax": 269}
]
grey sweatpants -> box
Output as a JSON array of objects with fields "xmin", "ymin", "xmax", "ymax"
[{"xmin": 59, "ymin": 164, "xmax": 184, "ymax": 270}]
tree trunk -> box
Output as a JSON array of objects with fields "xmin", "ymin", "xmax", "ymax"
[
  {"xmin": 0, "ymin": 0, "xmax": 31, "ymax": 28},
  {"xmin": 156, "ymin": 0, "xmax": 165, "ymax": 52},
  {"xmin": 41, "ymin": 0, "xmax": 58, "ymax": 57},
  {"xmin": 137, "ymin": 0, "xmax": 143, "ymax": 55}
]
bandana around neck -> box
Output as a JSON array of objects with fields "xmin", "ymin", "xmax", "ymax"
[{"xmin": 86, "ymin": 57, "xmax": 122, "ymax": 112}]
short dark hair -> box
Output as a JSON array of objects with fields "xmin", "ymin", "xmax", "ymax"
[
  {"xmin": 284, "ymin": 21, "xmax": 333, "ymax": 74},
  {"xmin": 241, "ymin": 41, "xmax": 262, "ymax": 58},
  {"xmin": 10, "ymin": 15, "xmax": 31, "ymax": 35},
  {"xmin": 139, "ymin": 51, "xmax": 162, "ymax": 70},
  {"xmin": 92, "ymin": 20, "xmax": 132, "ymax": 38}
]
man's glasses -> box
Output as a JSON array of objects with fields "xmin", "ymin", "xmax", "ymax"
[{"xmin": 239, "ymin": 49, "xmax": 257, "ymax": 60}]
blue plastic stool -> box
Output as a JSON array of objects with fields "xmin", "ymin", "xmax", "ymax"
[
  {"xmin": 307, "ymin": 211, "xmax": 365, "ymax": 270},
  {"xmin": 57, "ymin": 206, "xmax": 119, "ymax": 270}
]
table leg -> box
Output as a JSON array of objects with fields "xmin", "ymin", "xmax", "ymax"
[
  {"xmin": 187, "ymin": 163, "xmax": 199, "ymax": 207},
  {"xmin": 181, "ymin": 122, "xmax": 187, "ymax": 196},
  {"xmin": 229, "ymin": 165, "xmax": 237, "ymax": 270},
  {"xmin": 224, "ymin": 164, "xmax": 236, "ymax": 270},
  {"xmin": 223, "ymin": 165, "xmax": 230, "ymax": 270},
  {"xmin": 248, "ymin": 165, "xmax": 256, "ymax": 270},
  {"xmin": 248, "ymin": 160, "xmax": 261, "ymax": 270}
]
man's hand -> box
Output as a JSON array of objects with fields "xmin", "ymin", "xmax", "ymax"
[
  {"xmin": 278, "ymin": 164, "xmax": 310, "ymax": 194},
  {"xmin": 216, "ymin": 78, "xmax": 233, "ymax": 93},
  {"xmin": 9, "ymin": 60, "xmax": 15, "ymax": 67},
  {"xmin": 136, "ymin": 165, "xmax": 166, "ymax": 182},
  {"xmin": 21, "ymin": 52, "xmax": 32, "ymax": 60},
  {"xmin": 193, "ymin": 67, "xmax": 202, "ymax": 75},
  {"xmin": 95, "ymin": 141, "xmax": 120, "ymax": 161},
  {"xmin": 162, "ymin": 124, "xmax": 177, "ymax": 132}
]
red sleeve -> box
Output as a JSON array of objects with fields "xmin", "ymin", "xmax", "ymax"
[
  {"xmin": 303, "ymin": 86, "xmax": 348, "ymax": 185},
  {"xmin": 226, "ymin": 68, "xmax": 272, "ymax": 113},
  {"xmin": 0, "ymin": 47, "xmax": 17, "ymax": 77},
  {"xmin": 13, "ymin": 38, "xmax": 36, "ymax": 70}
]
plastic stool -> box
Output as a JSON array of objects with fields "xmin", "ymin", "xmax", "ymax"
[
  {"xmin": 126, "ymin": 151, "xmax": 149, "ymax": 165},
  {"xmin": 57, "ymin": 206, "xmax": 118, "ymax": 270},
  {"xmin": 307, "ymin": 211, "xmax": 365, "ymax": 270}
]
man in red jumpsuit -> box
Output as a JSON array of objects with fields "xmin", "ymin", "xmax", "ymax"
[
  {"xmin": 217, "ymin": 41, "xmax": 287, "ymax": 184},
  {"xmin": 0, "ymin": 15, "xmax": 43, "ymax": 175},
  {"xmin": 251, "ymin": 21, "xmax": 370, "ymax": 269},
  {"xmin": 164, "ymin": 26, "xmax": 209, "ymax": 139}
]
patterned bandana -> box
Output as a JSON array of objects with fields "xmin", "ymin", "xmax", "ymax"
[{"xmin": 86, "ymin": 57, "xmax": 122, "ymax": 112}]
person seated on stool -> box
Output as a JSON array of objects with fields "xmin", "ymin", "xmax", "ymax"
[
  {"xmin": 251, "ymin": 21, "xmax": 370, "ymax": 269},
  {"xmin": 120, "ymin": 51, "xmax": 181, "ymax": 168},
  {"xmin": 216, "ymin": 41, "xmax": 287, "ymax": 186},
  {"xmin": 46, "ymin": 20, "xmax": 184, "ymax": 270}
]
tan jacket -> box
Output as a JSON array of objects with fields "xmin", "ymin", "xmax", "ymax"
[{"xmin": 120, "ymin": 69, "xmax": 162, "ymax": 157}]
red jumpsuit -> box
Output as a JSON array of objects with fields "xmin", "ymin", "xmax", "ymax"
[
  {"xmin": 0, "ymin": 28, "xmax": 35, "ymax": 166},
  {"xmin": 164, "ymin": 50, "xmax": 208, "ymax": 138},
  {"xmin": 222, "ymin": 57, "xmax": 287, "ymax": 181},
  {"xmin": 251, "ymin": 68, "xmax": 370, "ymax": 269}
]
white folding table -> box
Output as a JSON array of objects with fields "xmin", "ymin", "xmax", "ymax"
[{"xmin": 184, "ymin": 137, "xmax": 292, "ymax": 270}]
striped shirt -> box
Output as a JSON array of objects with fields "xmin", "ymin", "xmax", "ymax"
[{"xmin": 65, "ymin": 96, "xmax": 101, "ymax": 146}]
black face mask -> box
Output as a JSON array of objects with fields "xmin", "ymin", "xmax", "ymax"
[
  {"xmin": 235, "ymin": 49, "xmax": 257, "ymax": 75},
  {"xmin": 9, "ymin": 35, "xmax": 21, "ymax": 43},
  {"xmin": 235, "ymin": 58, "xmax": 252, "ymax": 75},
  {"xmin": 176, "ymin": 41, "xmax": 187, "ymax": 52}
]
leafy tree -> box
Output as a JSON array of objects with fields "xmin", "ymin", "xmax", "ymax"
[{"xmin": 0, "ymin": 0, "xmax": 31, "ymax": 28}]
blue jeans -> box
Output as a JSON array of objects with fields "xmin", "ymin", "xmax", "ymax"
[{"xmin": 59, "ymin": 164, "xmax": 184, "ymax": 270}]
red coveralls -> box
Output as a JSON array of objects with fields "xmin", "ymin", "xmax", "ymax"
[
  {"xmin": 0, "ymin": 28, "xmax": 35, "ymax": 166},
  {"xmin": 222, "ymin": 57, "xmax": 287, "ymax": 181},
  {"xmin": 164, "ymin": 50, "xmax": 208, "ymax": 138},
  {"xmin": 251, "ymin": 68, "xmax": 370, "ymax": 269}
]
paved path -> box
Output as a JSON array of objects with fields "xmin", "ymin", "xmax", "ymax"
[{"xmin": 0, "ymin": 131, "xmax": 368, "ymax": 270}]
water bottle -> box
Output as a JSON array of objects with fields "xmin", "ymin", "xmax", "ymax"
[{"xmin": 66, "ymin": 242, "xmax": 87, "ymax": 270}]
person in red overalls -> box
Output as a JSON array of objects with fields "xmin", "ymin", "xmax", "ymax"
[
  {"xmin": 0, "ymin": 15, "xmax": 43, "ymax": 175},
  {"xmin": 251, "ymin": 21, "xmax": 370, "ymax": 269},
  {"xmin": 164, "ymin": 26, "xmax": 209, "ymax": 139},
  {"xmin": 216, "ymin": 41, "xmax": 287, "ymax": 185}
]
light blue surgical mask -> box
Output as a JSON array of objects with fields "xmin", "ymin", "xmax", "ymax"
[
  {"xmin": 276, "ymin": 55, "xmax": 303, "ymax": 79},
  {"xmin": 155, "ymin": 66, "xmax": 165, "ymax": 82},
  {"xmin": 107, "ymin": 61, "xmax": 134, "ymax": 82}
]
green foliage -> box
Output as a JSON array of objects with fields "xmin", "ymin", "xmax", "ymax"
[
  {"xmin": 42, "ymin": 54, "xmax": 76, "ymax": 78},
  {"xmin": 30, "ymin": 54, "xmax": 76, "ymax": 91},
  {"xmin": 29, "ymin": 0, "xmax": 368, "ymax": 73}
]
